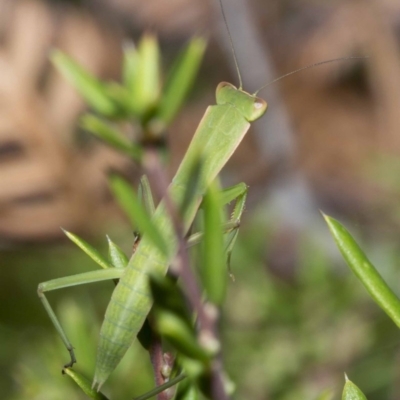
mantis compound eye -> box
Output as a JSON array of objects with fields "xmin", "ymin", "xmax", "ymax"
[{"xmin": 248, "ymin": 97, "xmax": 267, "ymax": 121}]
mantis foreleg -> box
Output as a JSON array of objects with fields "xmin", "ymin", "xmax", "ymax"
[{"xmin": 187, "ymin": 182, "xmax": 248, "ymax": 272}]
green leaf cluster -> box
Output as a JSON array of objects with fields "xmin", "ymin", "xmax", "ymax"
[{"xmin": 52, "ymin": 35, "xmax": 206, "ymax": 161}]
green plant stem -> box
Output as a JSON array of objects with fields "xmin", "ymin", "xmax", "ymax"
[{"xmin": 133, "ymin": 374, "xmax": 187, "ymax": 400}]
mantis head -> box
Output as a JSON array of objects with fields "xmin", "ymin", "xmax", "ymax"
[{"xmin": 216, "ymin": 82, "xmax": 267, "ymax": 122}]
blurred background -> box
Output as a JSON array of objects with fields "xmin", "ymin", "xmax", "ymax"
[{"xmin": 2, "ymin": 0, "xmax": 400, "ymax": 399}]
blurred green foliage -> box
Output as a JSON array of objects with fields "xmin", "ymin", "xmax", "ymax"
[
  {"xmin": 3, "ymin": 211, "xmax": 400, "ymax": 399},
  {"xmin": 52, "ymin": 35, "xmax": 206, "ymax": 153},
  {"xmin": 221, "ymin": 212, "xmax": 400, "ymax": 400}
]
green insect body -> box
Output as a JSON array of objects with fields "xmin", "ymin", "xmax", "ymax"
[{"xmin": 93, "ymin": 82, "xmax": 267, "ymax": 389}]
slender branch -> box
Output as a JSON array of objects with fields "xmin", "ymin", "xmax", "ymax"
[
  {"xmin": 148, "ymin": 332, "xmax": 169, "ymax": 400},
  {"xmin": 142, "ymin": 148, "xmax": 230, "ymax": 400}
]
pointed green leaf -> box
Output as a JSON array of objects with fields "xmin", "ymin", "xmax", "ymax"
[
  {"xmin": 51, "ymin": 50, "xmax": 119, "ymax": 117},
  {"xmin": 63, "ymin": 368, "xmax": 109, "ymax": 400},
  {"xmin": 122, "ymin": 45, "xmax": 150, "ymax": 117},
  {"xmin": 342, "ymin": 376, "xmax": 367, "ymax": 400},
  {"xmin": 158, "ymin": 37, "xmax": 207, "ymax": 125},
  {"xmin": 130, "ymin": 34, "xmax": 161, "ymax": 115},
  {"xmin": 323, "ymin": 213, "xmax": 400, "ymax": 329},
  {"xmin": 155, "ymin": 310, "xmax": 214, "ymax": 362},
  {"xmin": 201, "ymin": 183, "xmax": 226, "ymax": 306},
  {"xmin": 80, "ymin": 114, "xmax": 142, "ymax": 160},
  {"xmin": 62, "ymin": 229, "xmax": 112, "ymax": 270},
  {"xmin": 109, "ymin": 174, "xmax": 168, "ymax": 256},
  {"xmin": 107, "ymin": 235, "xmax": 128, "ymax": 269}
]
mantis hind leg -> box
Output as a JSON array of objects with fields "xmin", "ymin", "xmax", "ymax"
[{"xmin": 37, "ymin": 268, "xmax": 124, "ymax": 368}]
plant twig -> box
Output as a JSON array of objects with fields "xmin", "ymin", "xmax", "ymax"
[
  {"xmin": 142, "ymin": 147, "xmax": 230, "ymax": 400},
  {"xmin": 148, "ymin": 332, "xmax": 169, "ymax": 400}
]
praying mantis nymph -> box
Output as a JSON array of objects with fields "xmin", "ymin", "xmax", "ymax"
[
  {"xmin": 37, "ymin": 0, "xmax": 367, "ymax": 391},
  {"xmin": 38, "ymin": 79, "xmax": 265, "ymax": 389}
]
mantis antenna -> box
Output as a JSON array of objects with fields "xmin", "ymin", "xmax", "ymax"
[
  {"xmin": 253, "ymin": 56, "xmax": 369, "ymax": 95},
  {"xmin": 218, "ymin": 0, "xmax": 243, "ymax": 89},
  {"xmin": 218, "ymin": 0, "xmax": 368, "ymax": 95}
]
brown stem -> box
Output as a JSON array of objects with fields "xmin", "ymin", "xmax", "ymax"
[
  {"xmin": 148, "ymin": 334, "xmax": 166, "ymax": 396},
  {"xmin": 142, "ymin": 148, "xmax": 230, "ymax": 400}
]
